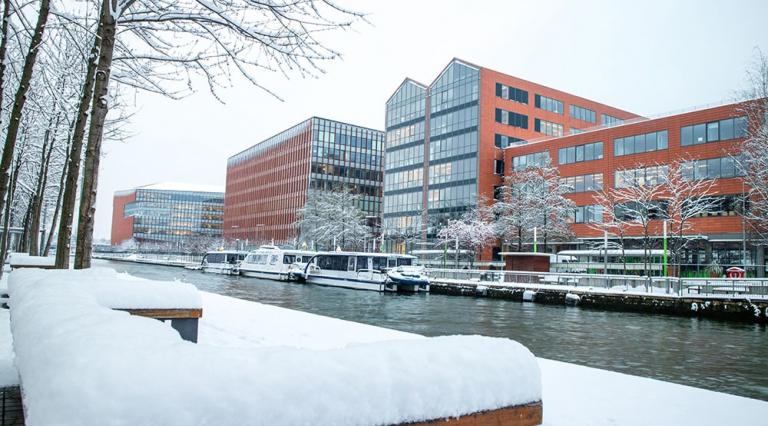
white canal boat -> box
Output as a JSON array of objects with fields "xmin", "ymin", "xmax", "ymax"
[
  {"xmin": 301, "ymin": 252, "xmax": 430, "ymax": 292},
  {"xmin": 199, "ymin": 250, "xmax": 247, "ymax": 275},
  {"xmin": 239, "ymin": 245, "xmax": 317, "ymax": 281}
]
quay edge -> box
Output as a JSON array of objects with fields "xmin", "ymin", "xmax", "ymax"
[{"xmin": 429, "ymin": 281, "xmax": 768, "ymax": 323}]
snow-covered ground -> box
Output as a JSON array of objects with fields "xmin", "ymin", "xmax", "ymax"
[
  {"xmin": 7, "ymin": 268, "xmax": 541, "ymax": 425},
  {"xmin": 196, "ymin": 291, "xmax": 768, "ymax": 426}
]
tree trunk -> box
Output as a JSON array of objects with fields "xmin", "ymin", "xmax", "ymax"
[
  {"xmin": 18, "ymin": 197, "xmax": 33, "ymax": 254},
  {"xmin": 44, "ymin": 127, "xmax": 73, "ymax": 257},
  {"xmin": 0, "ymin": 0, "xmax": 11, "ymax": 118},
  {"xmin": 75, "ymin": 1, "xmax": 118, "ymax": 269},
  {"xmin": 55, "ymin": 27, "xmax": 102, "ymax": 269},
  {"xmin": 0, "ymin": 0, "xmax": 50, "ymax": 246},
  {"xmin": 0, "ymin": 150, "xmax": 23, "ymax": 280},
  {"xmin": 28, "ymin": 113, "xmax": 60, "ymax": 255}
]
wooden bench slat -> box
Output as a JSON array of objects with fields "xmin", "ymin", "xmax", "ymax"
[
  {"xmin": 404, "ymin": 401, "xmax": 542, "ymax": 426},
  {"xmin": 117, "ymin": 308, "xmax": 202, "ymax": 319}
]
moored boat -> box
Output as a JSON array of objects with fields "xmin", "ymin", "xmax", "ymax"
[
  {"xmin": 302, "ymin": 252, "xmax": 429, "ymax": 292},
  {"xmin": 200, "ymin": 250, "xmax": 247, "ymax": 275},
  {"xmin": 239, "ymin": 245, "xmax": 316, "ymax": 281}
]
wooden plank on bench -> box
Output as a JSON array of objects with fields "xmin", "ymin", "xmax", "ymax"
[
  {"xmin": 404, "ymin": 401, "xmax": 542, "ymax": 426},
  {"xmin": 117, "ymin": 308, "xmax": 202, "ymax": 319}
]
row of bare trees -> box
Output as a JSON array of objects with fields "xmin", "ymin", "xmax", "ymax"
[{"xmin": 0, "ymin": 0, "xmax": 362, "ymax": 274}]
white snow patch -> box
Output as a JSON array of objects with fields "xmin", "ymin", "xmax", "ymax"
[
  {"xmin": 0, "ymin": 309, "xmax": 18, "ymax": 386},
  {"xmin": 7, "ymin": 253, "xmax": 55, "ymax": 267}
]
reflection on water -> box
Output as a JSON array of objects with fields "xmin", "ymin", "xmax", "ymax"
[{"xmin": 99, "ymin": 260, "xmax": 768, "ymax": 401}]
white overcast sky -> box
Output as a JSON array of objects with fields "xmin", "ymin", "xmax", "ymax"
[{"xmin": 96, "ymin": 0, "xmax": 768, "ymax": 241}]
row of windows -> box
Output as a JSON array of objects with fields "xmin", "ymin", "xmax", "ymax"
[
  {"xmin": 680, "ymin": 116, "xmax": 747, "ymax": 146},
  {"xmin": 569, "ymin": 104, "xmax": 596, "ymax": 123},
  {"xmin": 535, "ymin": 94, "xmax": 564, "ymax": 114},
  {"xmin": 560, "ymin": 173, "xmax": 603, "ymax": 193},
  {"xmin": 614, "ymin": 130, "xmax": 668, "ymax": 156},
  {"xmin": 614, "ymin": 165, "xmax": 669, "ymax": 188},
  {"xmin": 601, "ymin": 114, "xmax": 624, "ymax": 126},
  {"xmin": 495, "ymin": 83, "xmax": 529, "ymax": 104},
  {"xmin": 558, "ymin": 141, "xmax": 604, "ymax": 165},
  {"xmin": 494, "ymin": 134, "xmax": 526, "ymax": 148},
  {"xmin": 427, "ymin": 183, "xmax": 476, "ymax": 211},
  {"xmin": 311, "ymin": 146, "xmax": 381, "ymax": 168},
  {"xmin": 382, "ymin": 215, "xmax": 421, "ymax": 234},
  {"xmin": 535, "ymin": 118, "xmax": 564, "ymax": 136},
  {"xmin": 315, "ymin": 130, "xmax": 383, "ymax": 152},
  {"xmin": 430, "ymin": 105, "xmax": 478, "ymax": 138},
  {"xmin": 495, "ymin": 108, "xmax": 529, "ymax": 129},
  {"xmin": 615, "ymin": 201, "xmax": 668, "ymax": 221},
  {"xmin": 308, "ymin": 177, "xmax": 382, "ymax": 199},
  {"xmin": 386, "ymin": 82, "xmax": 426, "ymax": 128},
  {"xmin": 430, "ymin": 130, "xmax": 477, "ymax": 162},
  {"xmin": 386, "ymin": 121, "xmax": 425, "ymax": 150},
  {"xmin": 383, "ymin": 190, "xmax": 422, "ymax": 214},
  {"xmin": 512, "ymin": 151, "xmax": 550, "ymax": 170},
  {"xmin": 681, "ymin": 156, "xmax": 743, "ymax": 181},
  {"xmin": 569, "ymin": 205, "xmax": 603, "ymax": 224},
  {"xmin": 385, "ymin": 145, "xmax": 423, "ymax": 170},
  {"xmin": 685, "ymin": 194, "xmax": 747, "ymax": 217},
  {"xmin": 384, "ymin": 168, "xmax": 423, "ymax": 192},
  {"xmin": 310, "ymin": 163, "xmax": 382, "ymax": 183},
  {"xmin": 428, "ymin": 157, "xmax": 478, "ymax": 185},
  {"xmin": 430, "ymin": 76, "xmax": 479, "ymax": 114}
]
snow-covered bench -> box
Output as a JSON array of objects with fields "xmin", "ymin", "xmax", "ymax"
[
  {"xmin": 8, "ymin": 268, "xmax": 543, "ymax": 425},
  {"xmin": 7, "ymin": 253, "xmax": 56, "ymax": 270}
]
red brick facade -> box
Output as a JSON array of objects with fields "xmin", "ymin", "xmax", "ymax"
[
  {"xmin": 111, "ymin": 191, "xmax": 136, "ymax": 245},
  {"xmin": 224, "ymin": 122, "xmax": 313, "ymax": 243},
  {"xmin": 502, "ymin": 102, "xmax": 749, "ymax": 241}
]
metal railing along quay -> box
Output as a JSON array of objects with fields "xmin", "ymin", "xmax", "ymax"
[{"xmin": 425, "ymin": 268, "xmax": 768, "ymax": 298}]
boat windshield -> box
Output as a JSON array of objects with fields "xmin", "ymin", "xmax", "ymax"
[{"xmin": 397, "ymin": 258, "xmax": 413, "ymax": 266}]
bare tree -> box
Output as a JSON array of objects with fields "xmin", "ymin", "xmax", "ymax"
[
  {"xmin": 0, "ymin": 0, "xmax": 51, "ymax": 247},
  {"xmin": 67, "ymin": 0, "xmax": 364, "ymax": 268},
  {"xmin": 736, "ymin": 50, "xmax": 768, "ymax": 245},
  {"xmin": 436, "ymin": 201, "xmax": 496, "ymax": 268},
  {"xmin": 295, "ymin": 189, "xmax": 372, "ymax": 251}
]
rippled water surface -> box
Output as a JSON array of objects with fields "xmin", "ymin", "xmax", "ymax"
[{"xmin": 99, "ymin": 259, "xmax": 768, "ymax": 401}]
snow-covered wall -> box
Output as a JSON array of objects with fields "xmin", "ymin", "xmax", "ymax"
[{"xmin": 8, "ymin": 269, "xmax": 541, "ymax": 425}]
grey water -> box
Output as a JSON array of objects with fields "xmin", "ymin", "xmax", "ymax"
[{"xmin": 98, "ymin": 259, "xmax": 768, "ymax": 401}]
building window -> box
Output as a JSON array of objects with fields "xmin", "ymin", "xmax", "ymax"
[
  {"xmin": 558, "ymin": 142, "xmax": 604, "ymax": 165},
  {"xmin": 615, "ymin": 165, "xmax": 669, "ymax": 188},
  {"xmin": 512, "ymin": 151, "xmax": 550, "ymax": 170},
  {"xmin": 570, "ymin": 205, "xmax": 603, "ymax": 223},
  {"xmin": 534, "ymin": 118, "xmax": 564, "ymax": 137},
  {"xmin": 680, "ymin": 116, "xmax": 748, "ymax": 146},
  {"xmin": 613, "ymin": 130, "xmax": 668, "ymax": 156},
  {"xmin": 495, "ymin": 83, "xmax": 528, "ymax": 104},
  {"xmin": 615, "ymin": 201, "xmax": 668, "ymax": 221},
  {"xmin": 535, "ymin": 94, "xmax": 564, "ymax": 114},
  {"xmin": 494, "ymin": 134, "xmax": 526, "ymax": 148},
  {"xmin": 680, "ymin": 157, "xmax": 743, "ymax": 180},
  {"xmin": 569, "ymin": 104, "xmax": 596, "ymax": 123},
  {"xmin": 495, "ymin": 108, "xmax": 528, "ymax": 129},
  {"xmin": 494, "ymin": 159, "xmax": 504, "ymax": 175},
  {"xmin": 685, "ymin": 194, "xmax": 748, "ymax": 217},
  {"xmin": 601, "ymin": 114, "xmax": 624, "ymax": 126},
  {"xmin": 560, "ymin": 173, "xmax": 603, "ymax": 193}
]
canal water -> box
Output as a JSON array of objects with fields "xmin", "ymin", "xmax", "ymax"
[{"xmin": 98, "ymin": 259, "xmax": 768, "ymax": 401}]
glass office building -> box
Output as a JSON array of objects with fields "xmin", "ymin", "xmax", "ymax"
[
  {"xmin": 224, "ymin": 117, "xmax": 384, "ymax": 243},
  {"xmin": 111, "ymin": 183, "xmax": 224, "ymax": 245}
]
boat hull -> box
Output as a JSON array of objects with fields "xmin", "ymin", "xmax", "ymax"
[
  {"xmin": 305, "ymin": 274, "xmax": 388, "ymax": 292},
  {"xmin": 240, "ymin": 269, "xmax": 291, "ymax": 281}
]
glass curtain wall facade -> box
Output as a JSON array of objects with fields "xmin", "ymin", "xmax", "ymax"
[
  {"xmin": 384, "ymin": 61, "xmax": 480, "ymax": 253},
  {"xmin": 124, "ymin": 188, "xmax": 224, "ymax": 243},
  {"xmin": 309, "ymin": 118, "xmax": 384, "ymax": 216}
]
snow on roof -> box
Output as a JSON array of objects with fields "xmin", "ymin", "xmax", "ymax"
[
  {"xmin": 138, "ymin": 182, "xmax": 224, "ymax": 194},
  {"xmin": 8, "ymin": 269, "xmax": 541, "ymax": 425}
]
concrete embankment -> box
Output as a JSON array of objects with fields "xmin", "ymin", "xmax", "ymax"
[{"xmin": 430, "ymin": 280, "xmax": 768, "ymax": 323}]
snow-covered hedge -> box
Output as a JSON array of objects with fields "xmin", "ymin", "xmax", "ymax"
[{"xmin": 8, "ymin": 268, "xmax": 541, "ymax": 425}]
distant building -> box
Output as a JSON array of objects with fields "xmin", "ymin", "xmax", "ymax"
[
  {"xmin": 224, "ymin": 117, "xmax": 384, "ymax": 244},
  {"xmin": 111, "ymin": 183, "xmax": 224, "ymax": 246}
]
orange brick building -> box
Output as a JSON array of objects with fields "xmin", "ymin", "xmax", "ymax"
[
  {"xmin": 224, "ymin": 117, "xmax": 384, "ymax": 245},
  {"xmin": 502, "ymin": 101, "xmax": 762, "ymax": 270},
  {"xmin": 383, "ymin": 58, "xmax": 637, "ymax": 256}
]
